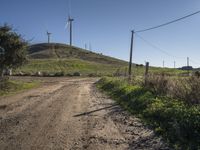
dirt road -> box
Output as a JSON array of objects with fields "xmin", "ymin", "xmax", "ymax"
[{"xmin": 0, "ymin": 77, "xmax": 169, "ymax": 150}]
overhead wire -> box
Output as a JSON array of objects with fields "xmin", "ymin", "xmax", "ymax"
[
  {"xmin": 133, "ymin": 10, "xmax": 200, "ymax": 67},
  {"xmin": 136, "ymin": 10, "xmax": 200, "ymax": 33},
  {"xmin": 190, "ymin": 59, "xmax": 200, "ymax": 65},
  {"xmin": 135, "ymin": 33, "xmax": 200, "ymax": 66},
  {"xmin": 135, "ymin": 33, "xmax": 184, "ymax": 59}
]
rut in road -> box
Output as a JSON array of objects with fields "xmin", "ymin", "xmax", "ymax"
[{"xmin": 0, "ymin": 77, "xmax": 169, "ymax": 150}]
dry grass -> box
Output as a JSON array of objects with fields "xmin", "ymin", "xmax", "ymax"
[
  {"xmin": 97, "ymin": 77, "xmax": 200, "ymax": 149},
  {"xmin": 145, "ymin": 74, "xmax": 200, "ymax": 104}
]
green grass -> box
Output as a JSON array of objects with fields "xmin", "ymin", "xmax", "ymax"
[
  {"xmin": 133, "ymin": 66, "xmax": 189, "ymax": 76},
  {"xmin": 25, "ymin": 43, "xmax": 129, "ymax": 76},
  {"xmin": 0, "ymin": 80, "xmax": 40, "ymax": 96},
  {"xmin": 24, "ymin": 43, "xmax": 187, "ymax": 77},
  {"xmin": 29, "ymin": 43, "xmax": 127, "ymax": 66},
  {"xmin": 97, "ymin": 77, "xmax": 200, "ymax": 150},
  {"xmin": 14, "ymin": 58, "xmax": 126, "ymax": 76},
  {"xmin": 14, "ymin": 58, "xmax": 187, "ymax": 77}
]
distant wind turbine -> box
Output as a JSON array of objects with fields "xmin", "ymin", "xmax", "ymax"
[
  {"xmin": 65, "ymin": 15, "xmax": 74, "ymax": 46},
  {"xmin": 89, "ymin": 43, "xmax": 92, "ymax": 51},
  {"xmin": 46, "ymin": 31, "xmax": 52, "ymax": 43}
]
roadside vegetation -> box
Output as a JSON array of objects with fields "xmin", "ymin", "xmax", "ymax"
[
  {"xmin": 97, "ymin": 75, "xmax": 200, "ymax": 150},
  {"xmin": 14, "ymin": 58, "xmax": 188, "ymax": 77},
  {"xmin": 11, "ymin": 42, "xmax": 187, "ymax": 77},
  {"xmin": 0, "ymin": 77, "xmax": 39, "ymax": 96},
  {"xmin": 14, "ymin": 58, "xmax": 124, "ymax": 77},
  {"xmin": 0, "ymin": 24, "xmax": 39, "ymax": 96},
  {"xmin": 0, "ymin": 24, "xmax": 27, "ymax": 77}
]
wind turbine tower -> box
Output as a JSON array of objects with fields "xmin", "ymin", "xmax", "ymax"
[
  {"xmin": 47, "ymin": 31, "xmax": 52, "ymax": 44},
  {"xmin": 66, "ymin": 16, "xmax": 74, "ymax": 46}
]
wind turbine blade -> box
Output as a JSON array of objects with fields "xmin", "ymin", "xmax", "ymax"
[{"xmin": 65, "ymin": 21, "xmax": 70, "ymax": 29}]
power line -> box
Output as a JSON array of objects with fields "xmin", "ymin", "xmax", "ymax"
[
  {"xmin": 135, "ymin": 33, "xmax": 184, "ymax": 59},
  {"xmin": 190, "ymin": 59, "xmax": 200, "ymax": 65},
  {"xmin": 136, "ymin": 33, "xmax": 200, "ymax": 67},
  {"xmin": 136, "ymin": 10, "xmax": 200, "ymax": 33}
]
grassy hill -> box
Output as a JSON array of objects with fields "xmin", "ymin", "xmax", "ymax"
[
  {"xmin": 28, "ymin": 43, "xmax": 127, "ymax": 65},
  {"xmin": 14, "ymin": 43, "xmax": 186, "ymax": 77},
  {"xmin": 14, "ymin": 43, "xmax": 128, "ymax": 76}
]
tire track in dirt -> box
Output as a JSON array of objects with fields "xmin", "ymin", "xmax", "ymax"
[{"xmin": 0, "ymin": 77, "xmax": 169, "ymax": 150}]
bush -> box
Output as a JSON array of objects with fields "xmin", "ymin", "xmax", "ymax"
[
  {"xmin": 14, "ymin": 72, "xmax": 32, "ymax": 76},
  {"xmin": 42, "ymin": 72, "xmax": 50, "ymax": 77},
  {"xmin": 88, "ymin": 73, "xmax": 100, "ymax": 77},
  {"xmin": 97, "ymin": 77, "xmax": 200, "ymax": 149},
  {"xmin": 145, "ymin": 74, "xmax": 169, "ymax": 96},
  {"xmin": 172, "ymin": 77, "xmax": 200, "ymax": 104},
  {"xmin": 73, "ymin": 72, "xmax": 81, "ymax": 76},
  {"xmin": 194, "ymin": 71, "xmax": 200, "ymax": 78},
  {"xmin": 66, "ymin": 73, "xmax": 73, "ymax": 77},
  {"xmin": 0, "ymin": 78, "xmax": 39, "ymax": 96},
  {"xmin": 54, "ymin": 71, "xmax": 65, "ymax": 77},
  {"xmin": 145, "ymin": 74, "xmax": 200, "ymax": 104},
  {"xmin": 144, "ymin": 99, "xmax": 200, "ymax": 149},
  {"xmin": 35, "ymin": 71, "xmax": 42, "ymax": 76},
  {"xmin": 0, "ymin": 77, "xmax": 9, "ymax": 90}
]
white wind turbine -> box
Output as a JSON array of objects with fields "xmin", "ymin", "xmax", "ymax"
[
  {"xmin": 65, "ymin": 15, "xmax": 74, "ymax": 46},
  {"xmin": 46, "ymin": 31, "xmax": 52, "ymax": 43}
]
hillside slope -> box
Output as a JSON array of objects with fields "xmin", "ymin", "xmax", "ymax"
[
  {"xmin": 29, "ymin": 43, "xmax": 127, "ymax": 66},
  {"xmin": 14, "ymin": 43, "xmax": 184, "ymax": 76},
  {"xmin": 13, "ymin": 43, "xmax": 129, "ymax": 76}
]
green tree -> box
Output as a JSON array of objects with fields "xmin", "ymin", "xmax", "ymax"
[{"xmin": 0, "ymin": 24, "xmax": 28, "ymax": 77}]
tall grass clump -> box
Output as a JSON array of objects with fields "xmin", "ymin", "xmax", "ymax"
[
  {"xmin": 97, "ymin": 77, "xmax": 200, "ymax": 150},
  {"xmin": 145, "ymin": 74, "xmax": 200, "ymax": 104}
]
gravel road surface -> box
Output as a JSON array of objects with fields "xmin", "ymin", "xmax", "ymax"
[{"xmin": 0, "ymin": 77, "xmax": 169, "ymax": 150}]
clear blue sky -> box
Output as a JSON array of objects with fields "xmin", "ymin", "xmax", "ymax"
[{"xmin": 1, "ymin": 0, "xmax": 200, "ymax": 68}]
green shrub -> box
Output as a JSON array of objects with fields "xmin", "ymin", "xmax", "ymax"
[
  {"xmin": 73, "ymin": 72, "xmax": 81, "ymax": 76},
  {"xmin": 97, "ymin": 77, "xmax": 200, "ymax": 149},
  {"xmin": 42, "ymin": 72, "xmax": 50, "ymax": 77},
  {"xmin": 0, "ymin": 77, "xmax": 9, "ymax": 90},
  {"xmin": 54, "ymin": 71, "xmax": 65, "ymax": 77},
  {"xmin": 66, "ymin": 73, "xmax": 73, "ymax": 77}
]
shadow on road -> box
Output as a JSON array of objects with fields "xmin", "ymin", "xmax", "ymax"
[{"xmin": 73, "ymin": 104, "xmax": 118, "ymax": 117}]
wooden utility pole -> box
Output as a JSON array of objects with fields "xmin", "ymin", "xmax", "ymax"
[
  {"xmin": 144, "ymin": 62, "xmax": 149, "ymax": 85},
  {"xmin": 128, "ymin": 30, "xmax": 134, "ymax": 82},
  {"xmin": 163, "ymin": 60, "xmax": 164, "ymax": 68},
  {"xmin": 174, "ymin": 61, "xmax": 176, "ymax": 69},
  {"xmin": 187, "ymin": 57, "xmax": 190, "ymax": 75},
  {"xmin": 0, "ymin": 47, "xmax": 5, "ymax": 77},
  {"xmin": 187, "ymin": 57, "xmax": 189, "ymax": 67}
]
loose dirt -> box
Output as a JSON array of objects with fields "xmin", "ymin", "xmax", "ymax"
[{"xmin": 0, "ymin": 77, "xmax": 169, "ymax": 150}]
